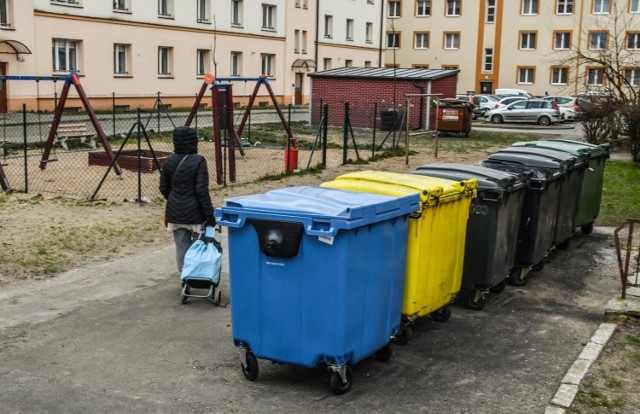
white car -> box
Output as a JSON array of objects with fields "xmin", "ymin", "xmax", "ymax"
[
  {"xmin": 543, "ymin": 96, "xmax": 580, "ymax": 121},
  {"xmin": 496, "ymin": 96, "xmax": 527, "ymax": 109}
]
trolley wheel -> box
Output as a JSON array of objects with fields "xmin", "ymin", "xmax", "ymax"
[
  {"xmin": 430, "ymin": 305, "xmax": 452, "ymax": 323},
  {"xmin": 393, "ymin": 326, "xmax": 413, "ymax": 346},
  {"xmin": 580, "ymin": 222, "xmax": 594, "ymax": 235},
  {"xmin": 329, "ymin": 366, "xmax": 353, "ymax": 395},
  {"xmin": 489, "ymin": 279, "xmax": 507, "ymax": 294},
  {"xmin": 374, "ymin": 343, "xmax": 393, "ymax": 362},
  {"xmin": 464, "ymin": 290, "xmax": 486, "ymax": 311},
  {"xmin": 556, "ymin": 239, "xmax": 570, "ymax": 250},
  {"xmin": 508, "ymin": 268, "xmax": 528, "ymax": 286},
  {"xmin": 213, "ymin": 289, "xmax": 222, "ymax": 305},
  {"xmin": 241, "ymin": 352, "xmax": 259, "ymax": 382}
]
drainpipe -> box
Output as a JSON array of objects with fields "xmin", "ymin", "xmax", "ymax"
[
  {"xmin": 426, "ymin": 80, "xmax": 432, "ymax": 131},
  {"xmin": 413, "ymin": 80, "xmax": 425, "ymax": 128},
  {"xmin": 315, "ymin": 0, "xmax": 320, "ymax": 69},
  {"xmin": 378, "ymin": 0, "xmax": 384, "ymax": 67}
]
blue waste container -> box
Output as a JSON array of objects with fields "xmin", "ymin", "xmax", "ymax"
[{"xmin": 214, "ymin": 186, "xmax": 420, "ymax": 395}]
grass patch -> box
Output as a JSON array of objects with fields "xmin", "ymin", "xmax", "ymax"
[
  {"xmin": 598, "ymin": 160, "xmax": 640, "ymax": 225},
  {"xmin": 257, "ymin": 164, "xmax": 326, "ymax": 182}
]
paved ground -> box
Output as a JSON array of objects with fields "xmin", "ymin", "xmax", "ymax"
[{"xmin": 0, "ymin": 227, "xmax": 619, "ymax": 413}]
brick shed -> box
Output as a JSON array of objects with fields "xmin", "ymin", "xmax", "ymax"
[{"xmin": 308, "ymin": 67, "xmax": 459, "ymax": 130}]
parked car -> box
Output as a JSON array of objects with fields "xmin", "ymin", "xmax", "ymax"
[
  {"xmin": 472, "ymin": 95, "xmax": 502, "ymax": 116},
  {"xmin": 494, "ymin": 88, "xmax": 535, "ymax": 98},
  {"xmin": 543, "ymin": 96, "xmax": 580, "ymax": 121},
  {"xmin": 496, "ymin": 96, "xmax": 527, "ymax": 109},
  {"xmin": 485, "ymin": 99, "xmax": 561, "ymax": 126}
]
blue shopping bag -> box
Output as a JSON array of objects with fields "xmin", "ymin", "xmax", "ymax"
[{"xmin": 181, "ymin": 231, "xmax": 222, "ymax": 285}]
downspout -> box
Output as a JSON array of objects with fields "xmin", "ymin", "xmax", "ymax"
[
  {"xmin": 413, "ymin": 80, "xmax": 425, "ymax": 128},
  {"xmin": 378, "ymin": 0, "xmax": 384, "ymax": 67},
  {"xmin": 426, "ymin": 80, "xmax": 432, "ymax": 131},
  {"xmin": 314, "ymin": 0, "xmax": 320, "ymax": 70}
]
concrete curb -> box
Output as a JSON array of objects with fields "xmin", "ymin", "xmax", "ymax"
[{"xmin": 544, "ymin": 322, "xmax": 618, "ymax": 413}]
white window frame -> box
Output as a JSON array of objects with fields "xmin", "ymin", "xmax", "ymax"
[
  {"xmin": 587, "ymin": 68, "xmax": 604, "ymax": 85},
  {"xmin": 632, "ymin": 0, "xmax": 640, "ymax": 13},
  {"xmin": 518, "ymin": 67, "xmax": 535, "ymax": 84},
  {"xmin": 388, "ymin": 1, "xmax": 400, "ymax": 18},
  {"xmin": 158, "ymin": 0, "xmax": 173, "ymax": 17},
  {"xmin": 522, "ymin": 0, "xmax": 538, "ymax": 15},
  {"xmin": 557, "ymin": 0, "xmax": 573, "ymax": 14},
  {"xmin": 415, "ymin": 32, "xmax": 429, "ymax": 49},
  {"xmin": 52, "ymin": 39, "xmax": 78, "ymax": 73},
  {"xmin": 324, "ymin": 15, "xmax": 333, "ymax": 38},
  {"xmin": 484, "ymin": 48, "xmax": 493, "ymax": 72},
  {"xmin": 625, "ymin": 68, "xmax": 640, "ymax": 86},
  {"xmin": 345, "ymin": 59, "xmax": 353, "ymax": 68},
  {"xmin": 554, "ymin": 32, "xmax": 571, "ymax": 50},
  {"xmin": 323, "ymin": 58, "xmax": 332, "ymax": 70},
  {"xmin": 197, "ymin": 0, "xmax": 211, "ymax": 23},
  {"xmin": 158, "ymin": 46, "xmax": 172, "ymax": 76},
  {"xmin": 627, "ymin": 32, "xmax": 640, "ymax": 50},
  {"xmin": 551, "ymin": 67, "xmax": 568, "ymax": 85},
  {"xmin": 0, "ymin": 0, "xmax": 11, "ymax": 27},
  {"xmin": 365, "ymin": 22, "xmax": 373, "ymax": 43},
  {"xmin": 520, "ymin": 32, "xmax": 536, "ymax": 50},
  {"xmin": 51, "ymin": 0, "xmax": 81, "ymax": 6},
  {"xmin": 261, "ymin": 53, "xmax": 275, "ymax": 77},
  {"xmin": 486, "ymin": 0, "xmax": 496, "ymax": 23},
  {"xmin": 231, "ymin": 51, "xmax": 242, "ymax": 76},
  {"xmin": 301, "ymin": 30, "xmax": 307, "ymax": 53},
  {"xmin": 114, "ymin": 44, "xmax": 128, "ymax": 75},
  {"xmin": 262, "ymin": 4, "xmax": 276, "ymax": 30},
  {"xmin": 416, "ymin": 0, "xmax": 431, "ymax": 16},
  {"xmin": 231, "ymin": 0, "xmax": 243, "ymax": 26},
  {"xmin": 593, "ymin": 0, "xmax": 609, "ymax": 14},
  {"xmin": 346, "ymin": 19, "xmax": 354, "ymax": 41},
  {"xmin": 113, "ymin": 0, "xmax": 130, "ymax": 12},
  {"xmin": 196, "ymin": 49, "xmax": 210, "ymax": 76},
  {"xmin": 446, "ymin": 0, "xmax": 461, "ymax": 16},
  {"xmin": 590, "ymin": 32, "xmax": 608, "ymax": 50},
  {"xmin": 444, "ymin": 32, "xmax": 459, "ymax": 49},
  {"xmin": 387, "ymin": 32, "xmax": 400, "ymax": 48}
]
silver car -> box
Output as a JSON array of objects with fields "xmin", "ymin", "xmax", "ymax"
[{"xmin": 486, "ymin": 99, "xmax": 561, "ymax": 126}]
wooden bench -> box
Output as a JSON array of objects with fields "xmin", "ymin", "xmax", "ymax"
[{"xmin": 51, "ymin": 123, "xmax": 97, "ymax": 151}]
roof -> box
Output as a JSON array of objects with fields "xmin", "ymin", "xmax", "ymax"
[{"xmin": 308, "ymin": 67, "xmax": 459, "ymax": 81}]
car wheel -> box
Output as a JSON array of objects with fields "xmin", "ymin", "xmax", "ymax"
[
  {"xmin": 538, "ymin": 116, "xmax": 551, "ymax": 126},
  {"xmin": 491, "ymin": 115, "xmax": 503, "ymax": 124}
]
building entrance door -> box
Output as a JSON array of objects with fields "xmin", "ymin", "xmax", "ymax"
[
  {"xmin": 294, "ymin": 73, "xmax": 303, "ymax": 105},
  {"xmin": 480, "ymin": 81, "xmax": 493, "ymax": 94}
]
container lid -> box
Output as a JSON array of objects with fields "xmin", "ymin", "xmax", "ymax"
[
  {"xmin": 511, "ymin": 140, "xmax": 602, "ymax": 160},
  {"xmin": 493, "ymin": 146, "xmax": 586, "ymax": 170},
  {"xmin": 321, "ymin": 170, "xmax": 476, "ymax": 211},
  {"xmin": 484, "ymin": 152, "xmax": 566, "ymax": 180},
  {"xmin": 540, "ymin": 139, "xmax": 610, "ymax": 159},
  {"xmin": 412, "ymin": 163, "xmax": 530, "ymax": 192}
]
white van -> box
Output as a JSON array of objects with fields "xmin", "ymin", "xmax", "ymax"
[{"xmin": 495, "ymin": 88, "xmax": 535, "ymax": 98}]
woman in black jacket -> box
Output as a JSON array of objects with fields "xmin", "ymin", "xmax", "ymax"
[{"xmin": 160, "ymin": 127, "xmax": 215, "ymax": 273}]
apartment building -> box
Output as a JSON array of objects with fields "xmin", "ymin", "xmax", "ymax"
[
  {"xmin": 0, "ymin": 0, "xmax": 384, "ymax": 111},
  {"xmin": 384, "ymin": 0, "xmax": 640, "ymax": 96}
]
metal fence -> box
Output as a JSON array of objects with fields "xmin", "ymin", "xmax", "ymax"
[{"xmin": 614, "ymin": 219, "xmax": 640, "ymax": 299}]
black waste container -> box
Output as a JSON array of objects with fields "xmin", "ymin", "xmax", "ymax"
[
  {"xmin": 493, "ymin": 147, "xmax": 588, "ymax": 249},
  {"xmin": 481, "ymin": 153, "xmax": 565, "ymax": 285},
  {"xmin": 412, "ymin": 164, "xmax": 530, "ymax": 309},
  {"xmin": 380, "ymin": 109, "xmax": 400, "ymax": 131}
]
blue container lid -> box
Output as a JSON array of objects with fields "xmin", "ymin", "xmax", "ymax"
[
  {"xmin": 215, "ymin": 186, "xmax": 420, "ymax": 237},
  {"xmin": 413, "ymin": 163, "xmax": 530, "ymax": 192}
]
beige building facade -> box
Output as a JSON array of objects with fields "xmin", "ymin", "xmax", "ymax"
[{"xmin": 385, "ymin": 0, "xmax": 640, "ymax": 97}]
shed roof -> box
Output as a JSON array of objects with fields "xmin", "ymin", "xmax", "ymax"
[{"xmin": 308, "ymin": 67, "xmax": 459, "ymax": 80}]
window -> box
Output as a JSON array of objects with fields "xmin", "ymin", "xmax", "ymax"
[
  {"xmin": 587, "ymin": 68, "xmax": 604, "ymax": 85},
  {"xmin": 51, "ymin": 0, "xmax": 80, "ymax": 5},
  {"xmin": 554, "ymin": 31, "xmax": 571, "ymax": 49},
  {"xmin": 158, "ymin": 0, "xmax": 173, "ymax": 17},
  {"xmin": 388, "ymin": 0, "xmax": 400, "ymax": 17},
  {"xmin": 416, "ymin": 0, "xmax": 431, "ymax": 16},
  {"xmin": 627, "ymin": 32, "xmax": 640, "ymax": 49},
  {"xmin": 593, "ymin": 0, "xmax": 610, "ymax": 14},
  {"xmin": 518, "ymin": 67, "xmax": 535, "ymax": 84},
  {"xmin": 324, "ymin": 15, "xmax": 333, "ymax": 38},
  {"xmin": 113, "ymin": 0, "xmax": 129, "ymax": 12},
  {"xmin": 231, "ymin": 0, "xmax": 243, "ymax": 26},
  {"xmin": 444, "ymin": 32, "xmax": 460, "ymax": 49},
  {"xmin": 415, "ymin": 32, "xmax": 429, "ymax": 49},
  {"xmin": 625, "ymin": 68, "xmax": 640, "ymax": 86},
  {"xmin": 589, "ymin": 31, "xmax": 608, "ymax": 49},
  {"xmin": 632, "ymin": 0, "xmax": 640, "ymax": 13},
  {"xmin": 261, "ymin": 53, "xmax": 275, "ymax": 76},
  {"xmin": 294, "ymin": 29, "xmax": 300, "ymax": 52},
  {"xmin": 484, "ymin": 48, "xmax": 493, "ymax": 72},
  {"xmin": 522, "ymin": 0, "xmax": 538, "ymax": 15},
  {"xmin": 346, "ymin": 19, "xmax": 354, "ymax": 41},
  {"xmin": 0, "ymin": 0, "xmax": 11, "ymax": 27},
  {"xmin": 413, "ymin": 64, "xmax": 429, "ymax": 69},
  {"xmin": 52, "ymin": 39, "xmax": 78, "ymax": 72},
  {"xmin": 323, "ymin": 58, "xmax": 332, "ymax": 70},
  {"xmin": 551, "ymin": 66, "xmax": 568, "ymax": 84},
  {"xmin": 262, "ymin": 4, "xmax": 276, "ymax": 30},
  {"xmin": 295, "ymin": 0, "xmax": 300, "ymax": 7},
  {"xmin": 556, "ymin": 0, "xmax": 573, "ymax": 14},
  {"xmin": 446, "ymin": 0, "xmax": 461, "ymax": 16},
  {"xmin": 520, "ymin": 32, "xmax": 537, "ymax": 50},
  {"xmin": 345, "ymin": 59, "xmax": 353, "ymax": 67},
  {"xmin": 158, "ymin": 46, "xmax": 172, "ymax": 76},
  {"xmin": 301, "ymin": 30, "xmax": 307, "ymax": 53},
  {"xmin": 231, "ymin": 51, "xmax": 242, "ymax": 76},
  {"xmin": 387, "ymin": 32, "xmax": 400, "ymax": 48},
  {"xmin": 364, "ymin": 60, "xmax": 372, "ymax": 67},
  {"xmin": 197, "ymin": 0, "xmax": 210, "ymax": 23},
  {"xmin": 366, "ymin": 22, "xmax": 373, "ymax": 43},
  {"xmin": 114, "ymin": 44, "xmax": 129, "ymax": 75},
  {"xmin": 486, "ymin": 0, "xmax": 496, "ymax": 23},
  {"xmin": 196, "ymin": 49, "xmax": 210, "ymax": 76},
  {"xmin": 442, "ymin": 64, "xmax": 459, "ymax": 70}
]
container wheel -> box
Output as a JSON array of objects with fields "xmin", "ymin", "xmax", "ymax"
[
  {"xmin": 329, "ymin": 366, "xmax": 353, "ymax": 395},
  {"xmin": 580, "ymin": 222, "xmax": 594, "ymax": 235},
  {"xmin": 393, "ymin": 326, "xmax": 412, "ymax": 346},
  {"xmin": 556, "ymin": 239, "xmax": 570, "ymax": 250},
  {"xmin": 374, "ymin": 343, "xmax": 393, "ymax": 362},
  {"xmin": 430, "ymin": 305, "xmax": 452, "ymax": 323},
  {"xmin": 532, "ymin": 261, "xmax": 545, "ymax": 272},
  {"xmin": 508, "ymin": 268, "xmax": 528, "ymax": 286},
  {"xmin": 180, "ymin": 294, "xmax": 188, "ymax": 304},
  {"xmin": 491, "ymin": 115, "xmax": 503, "ymax": 124},
  {"xmin": 241, "ymin": 352, "xmax": 259, "ymax": 381},
  {"xmin": 464, "ymin": 290, "xmax": 486, "ymax": 311},
  {"xmin": 489, "ymin": 279, "xmax": 507, "ymax": 294},
  {"xmin": 464, "ymin": 131, "xmax": 470, "ymax": 138}
]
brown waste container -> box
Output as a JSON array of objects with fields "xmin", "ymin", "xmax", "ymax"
[{"xmin": 437, "ymin": 100, "xmax": 472, "ymax": 137}]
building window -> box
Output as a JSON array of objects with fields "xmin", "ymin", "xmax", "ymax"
[
  {"xmin": 52, "ymin": 39, "xmax": 78, "ymax": 73},
  {"xmin": 518, "ymin": 67, "xmax": 535, "ymax": 84},
  {"xmin": 556, "ymin": 0, "xmax": 573, "ymax": 14},
  {"xmin": 346, "ymin": 19, "xmax": 354, "ymax": 41},
  {"xmin": 627, "ymin": 32, "xmax": 640, "ymax": 49},
  {"xmin": 593, "ymin": 0, "xmax": 609, "ymax": 14},
  {"xmin": 364, "ymin": 60, "xmax": 372, "ymax": 67},
  {"xmin": 632, "ymin": 0, "xmax": 640, "ymax": 13},
  {"xmin": 114, "ymin": 44, "xmax": 129, "ymax": 75},
  {"xmin": 551, "ymin": 66, "xmax": 568, "ymax": 84},
  {"xmin": 294, "ymin": 0, "xmax": 300, "ymax": 7},
  {"xmin": 554, "ymin": 31, "xmax": 571, "ymax": 50},
  {"xmin": 197, "ymin": 0, "xmax": 211, "ymax": 23},
  {"xmin": 625, "ymin": 68, "xmax": 640, "ymax": 86},
  {"xmin": 387, "ymin": 32, "xmax": 400, "ymax": 48},
  {"xmin": 262, "ymin": 4, "xmax": 276, "ymax": 30},
  {"xmin": 324, "ymin": 15, "xmax": 333, "ymax": 38},
  {"xmin": 589, "ymin": 31, "xmax": 608, "ymax": 49},
  {"xmin": 196, "ymin": 49, "xmax": 210, "ymax": 76},
  {"xmin": 261, "ymin": 53, "xmax": 275, "ymax": 77},
  {"xmin": 231, "ymin": 51, "xmax": 242, "ymax": 76},
  {"xmin": 388, "ymin": 0, "xmax": 401, "ymax": 17},
  {"xmin": 415, "ymin": 32, "xmax": 429, "ymax": 49},
  {"xmin": 444, "ymin": 32, "xmax": 460, "ymax": 49},
  {"xmin": 113, "ymin": 0, "xmax": 129, "ymax": 12},
  {"xmin": 0, "ymin": 0, "xmax": 11, "ymax": 27},
  {"xmin": 366, "ymin": 22, "xmax": 373, "ymax": 43},
  {"xmin": 294, "ymin": 29, "xmax": 300, "ymax": 52},
  {"xmin": 520, "ymin": 32, "xmax": 537, "ymax": 50},
  {"xmin": 522, "ymin": 0, "xmax": 538, "ymax": 15},
  {"xmin": 158, "ymin": 0, "xmax": 173, "ymax": 17},
  {"xmin": 413, "ymin": 64, "xmax": 430, "ymax": 69},
  {"xmin": 231, "ymin": 0, "xmax": 243, "ymax": 26},
  {"xmin": 484, "ymin": 48, "xmax": 493, "ymax": 72},
  {"xmin": 51, "ymin": 0, "xmax": 81, "ymax": 5},
  {"xmin": 323, "ymin": 58, "xmax": 332, "ymax": 70},
  {"xmin": 587, "ymin": 68, "xmax": 604, "ymax": 85},
  {"xmin": 416, "ymin": 0, "xmax": 431, "ymax": 16},
  {"xmin": 442, "ymin": 65, "xmax": 459, "ymax": 70},
  {"xmin": 301, "ymin": 30, "xmax": 307, "ymax": 53},
  {"xmin": 446, "ymin": 0, "xmax": 461, "ymax": 16},
  {"xmin": 345, "ymin": 59, "xmax": 353, "ymax": 67},
  {"xmin": 486, "ymin": 0, "xmax": 496, "ymax": 23},
  {"xmin": 158, "ymin": 46, "xmax": 172, "ymax": 76}
]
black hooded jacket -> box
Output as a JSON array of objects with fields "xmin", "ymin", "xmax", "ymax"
[{"xmin": 160, "ymin": 127, "xmax": 215, "ymax": 226}]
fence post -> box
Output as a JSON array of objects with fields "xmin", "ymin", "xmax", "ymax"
[
  {"xmin": 405, "ymin": 98, "xmax": 410, "ymax": 165},
  {"xmin": 137, "ymin": 108, "xmax": 142, "ymax": 203},
  {"xmin": 322, "ymin": 103, "xmax": 328, "ymax": 167},
  {"xmin": 22, "ymin": 104, "xmax": 28, "ymax": 194},
  {"xmin": 157, "ymin": 91, "xmax": 161, "ymax": 133},
  {"xmin": 112, "ymin": 92, "xmax": 116, "ymax": 138},
  {"xmin": 343, "ymin": 102, "xmax": 349, "ymax": 165},
  {"xmin": 372, "ymin": 102, "xmax": 377, "ymax": 158},
  {"xmin": 194, "ymin": 93, "xmax": 198, "ymax": 132}
]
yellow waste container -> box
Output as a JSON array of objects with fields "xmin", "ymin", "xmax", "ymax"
[{"xmin": 321, "ymin": 171, "xmax": 476, "ymax": 342}]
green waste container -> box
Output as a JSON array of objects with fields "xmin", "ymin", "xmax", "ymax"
[{"xmin": 512, "ymin": 139, "xmax": 610, "ymax": 235}]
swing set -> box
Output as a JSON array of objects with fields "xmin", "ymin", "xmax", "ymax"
[{"xmin": 185, "ymin": 74, "xmax": 298, "ymax": 184}]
